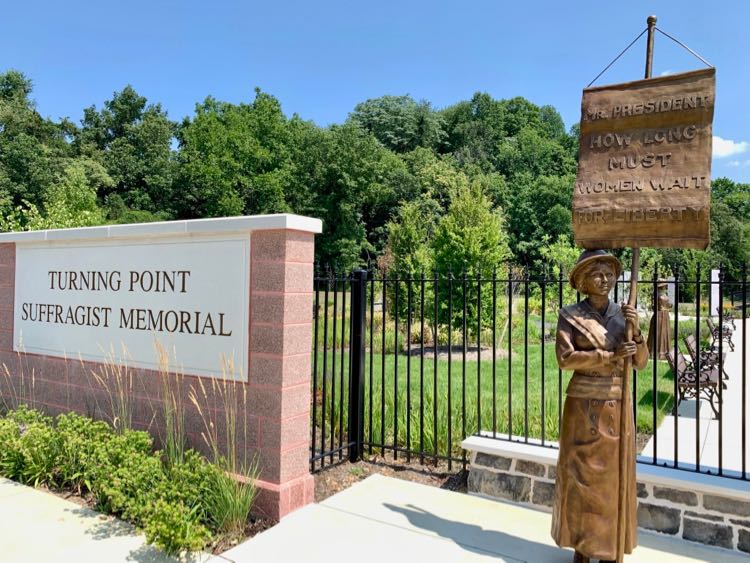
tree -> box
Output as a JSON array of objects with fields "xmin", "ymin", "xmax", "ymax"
[
  {"xmin": 76, "ymin": 85, "xmax": 177, "ymax": 217},
  {"xmin": 175, "ymin": 90, "xmax": 292, "ymax": 219},
  {"xmin": 0, "ymin": 70, "xmax": 33, "ymax": 104},
  {"xmin": 382, "ymin": 197, "xmax": 442, "ymax": 322},
  {"xmin": 301, "ymin": 123, "xmax": 406, "ymax": 271},
  {"xmin": 0, "ymin": 133, "xmax": 58, "ymax": 208},
  {"xmin": 504, "ymin": 173, "xmax": 574, "ymax": 265},
  {"xmin": 712, "ymin": 177, "xmax": 750, "ymax": 222},
  {"xmin": 495, "ymin": 127, "xmax": 576, "ymax": 179},
  {"xmin": 440, "ymin": 92, "xmax": 505, "ymax": 169},
  {"xmin": 0, "ymin": 70, "xmax": 71, "ymax": 213},
  {"xmin": 1, "ymin": 158, "xmax": 106, "ymax": 231},
  {"xmin": 385, "ymin": 198, "xmax": 440, "ymax": 275},
  {"xmin": 440, "ymin": 93, "xmax": 576, "ymax": 174},
  {"xmin": 708, "ymin": 202, "xmax": 750, "ymax": 279},
  {"xmin": 538, "ymin": 234, "xmax": 580, "ymax": 308},
  {"xmin": 400, "ymin": 148, "xmax": 470, "ymax": 208},
  {"xmin": 539, "ymin": 105, "xmax": 567, "ymax": 140},
  {"xmin": 349, "ymin": 95, "xmax": 445, "ymax": 153},
  {"xmin": 433, "ymin": 184, "xmax": 511, "ymax": 331}
]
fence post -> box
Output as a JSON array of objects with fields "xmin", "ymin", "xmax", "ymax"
[{"xmin": 348, "ymin": 269, "xmax": 367, "ymax": 462}]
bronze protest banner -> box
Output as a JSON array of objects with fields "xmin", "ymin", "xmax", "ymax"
[{"xmin": 573, "ymin": 67, "xmax": 715, "ymax": 249}]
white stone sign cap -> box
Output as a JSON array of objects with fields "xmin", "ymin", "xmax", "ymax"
[{"xmin": 0, "ymin": 213, "xmax": 323, "ymax": 244}]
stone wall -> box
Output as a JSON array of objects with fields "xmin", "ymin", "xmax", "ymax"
[{"xmin": 467, "ymin": 448, "xmax": 750, "ymax": 554}]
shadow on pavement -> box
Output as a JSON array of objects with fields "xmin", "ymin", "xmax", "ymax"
[
  {"xmin": 383, "ymin": 502, "xmax": 569, "ymax": 562},
  {"xmin": 65, "ymin": 506, "xmax": 178, "ymax": 562}
]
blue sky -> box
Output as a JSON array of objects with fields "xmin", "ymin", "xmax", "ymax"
[{"xmin": 3, "ymin": 0, "xmax": 749, "ymax": 181}]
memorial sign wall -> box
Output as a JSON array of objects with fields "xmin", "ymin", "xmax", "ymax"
[
  {"xmin": 0, "ymin": 214, "xmax": 322, "ymax": 520},
  {"xmin": 574, "ymin": 68, "xmax": 715, "ymax": 249}
]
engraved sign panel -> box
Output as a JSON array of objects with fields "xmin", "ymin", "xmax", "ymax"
[
  {"xmin": 574, "ymin": 68, "xmax": 715, "ymax": 249},
  {"xmin": 14, "ymin": 234, "xmax": 249, "ymax": 379}
]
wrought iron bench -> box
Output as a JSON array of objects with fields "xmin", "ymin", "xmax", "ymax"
[
  {"xmin": 717, "ymin": 306, "xmax": 737, "ymax": 330},
  {"xmin": 683, "ymin": 334, "xmax": 728, "ymax": 382},
  {"xmin": 665, "ymin": 348, "xmax": 720, "ymax": 418},
  {"xmin": 706, "ymin": 316, "xmax": 734, "ymax": 352}
]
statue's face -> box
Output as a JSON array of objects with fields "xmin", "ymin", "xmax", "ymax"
[{"xmin": 583, "ymin": 261, "xmax": 616, "ymax": 297}]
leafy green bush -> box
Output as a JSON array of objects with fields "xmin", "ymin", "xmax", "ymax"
[
  {"xmin": 5, "ymin": 404, "xmax": 52, "ymax": 426},
  {"xmin": 433, "ymin": 184, "xmax": 511, "ymax": 333},
  {"xmin": 90, "ymin": 433, "xmax": 215, "ymax": 553},
  {"xmin": 14, "ymin": 423, "xmax": 61, "ymax": 486},
  {"xmin": 93, "ymin": 448, "xmax": 164, "ymax": 520},
  {"xmin": 55, "ymin": 412, "xmax": 111, "ymax": 491},
  {"xmin": 0, "ymin": 417, "xmax": 24, "ymax": 480},
  {"xmin": 0, "ymin": 406, "xmax": 259, "ymax": 556},
  {"xmin": 0, "ymin": 407, "xmax": 60, "ymax": 487},
  {"xmin": 143, "ymin": 499, "xmax": 211, "ymax": 554}
]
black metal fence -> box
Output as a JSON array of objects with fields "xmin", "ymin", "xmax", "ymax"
[{"xmin": 310, "ymin": 266, "xmax": 748, "ymax": 482}]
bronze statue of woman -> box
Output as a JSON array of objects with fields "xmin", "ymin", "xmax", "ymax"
[
  {"xmin": 551, "ymin": 250, "xmax": 648, "ymax": 563},
  {"xmin": 647, "ymin": 280, "xmax": 672, "ymax": 360}
]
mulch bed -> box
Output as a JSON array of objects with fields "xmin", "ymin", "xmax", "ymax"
[
  {"xmin": 210, "ymin": 517, "xmax": 276, "ymax": 554},
  {"xmin": 314, "ymin": 454, "xmax": 468, "ymax": 503}
]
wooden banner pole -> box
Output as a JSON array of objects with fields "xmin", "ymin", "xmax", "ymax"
[{"xmin": 616, "ymin": 15, "xmax": 656, "ymax": 563}]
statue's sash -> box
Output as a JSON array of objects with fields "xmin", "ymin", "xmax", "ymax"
[{"xmin": 559, "ymin": 302, "xmax": 620, "ymax": 351}]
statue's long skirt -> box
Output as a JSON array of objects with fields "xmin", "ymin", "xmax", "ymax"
[{"xmin": 551, "ymin": 395, "xmax": 637, "ymax": 560}]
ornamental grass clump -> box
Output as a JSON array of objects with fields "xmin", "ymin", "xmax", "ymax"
[
  {"xmin": 89, "ymin": 344, "xmax": 135, "ymax": 434},
  {"xmin": 155, "ymin": 342, "xmax": 187, "ymax": 466},
  {"xmin": 203, "ymin": 457, "xmax": 259, "ymax": 536},
  {"xmin": 1, "ymin": 355, "xmax": 37, "ymax": 412},
  {"xmin": 189, "ymin": 359, "xmax": 258, "ymax": 537}
]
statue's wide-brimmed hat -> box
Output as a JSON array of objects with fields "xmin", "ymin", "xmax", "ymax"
[
  {"xmin": 657, "ymin": 279, "xmax": 669, "ymax": 288},
  {"xmin": 569, "ymin": 249, "xmax": 622, "ymax": 290}
]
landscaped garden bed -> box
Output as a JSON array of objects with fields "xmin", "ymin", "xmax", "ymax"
[{"xmin": 0, "ymin": 405, "xmax": 270, "ymax": 556}]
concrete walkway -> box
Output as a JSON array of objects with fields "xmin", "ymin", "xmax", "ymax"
[
  {"xmin": 642, "ymin": 321, "xmax": 750, "ymax": 475},
  {"xmin": 223, "ymin": 474, "xmax": 744, "ymax": 562},
  {"xmin": 0, "ymin": 477, "xmax": 187, "ymax": 562},
  {"xmin": 2, "ymin": 473, "xmax": 745, "ymax": 562}
]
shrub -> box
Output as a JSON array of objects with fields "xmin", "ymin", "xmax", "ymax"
[
  {"xmin": 5, "ymin": 404, "xmax": 52, "ymax": 426},
  {"xmin": 15, "ymin": 423, "xmax": 61, "ymax": 486},
  {"xmin": 162, "ymin": 450, "xmax": 217, "ymax": 523},
  {"xmin": 93, "ymin": 448, "xmax": 164, "ymax": 521},
  {"xmin": 90, "ymin": 436, "xmax": 218, "ymax": 555},
  {"xmin": 0, "ymin": 408, "xmax": 60, "ymax": 487},
  {"xmin": 0, "ymin": 417, "xmax": 24, "ymax": 480},
  {"xmin": 55, "ymin": 412, "xmax": 111, "ymax": 491},
  {"xmin": 143, "ymin": 499, "xmax": 211, "ymax": 554},
  {"xmin": 0, "ymin": 406, "xmax": 258, "ymax": 555}
]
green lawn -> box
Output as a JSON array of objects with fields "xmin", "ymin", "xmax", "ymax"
[{"xmin": 312, "ymin": 343, "xmax": 675, "ymax": 461}]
